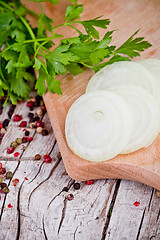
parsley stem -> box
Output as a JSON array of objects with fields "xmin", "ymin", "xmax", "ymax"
[
  {"xmin": 25, "ymin": 8, "xmax": 40, "ymax": 18},
  {"xmin": 34, "ymin": 40, "xmax": 50, "ymax": 59},
  {"xmin": 66, "ymin": 24, "xmax": 83, "ymax": 35}
]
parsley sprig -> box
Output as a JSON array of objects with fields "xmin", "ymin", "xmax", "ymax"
[{"xmin": 0, "ymin": 0, "xmax": 152, "ymax": 104}]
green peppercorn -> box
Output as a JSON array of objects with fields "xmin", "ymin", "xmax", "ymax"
[
  {"xmin": 57, "ymin": 152, "xmax": 62, "ymax": 160},
  {"xmin": 6, "ymin": 171, "xmax": 13, "ymax": 179},
  {"xmin": 16, "ymin": 138, "xmax": 22, "ymax": 145},
  {"xmin": 2, "ymin": 187, "xmax": 10, "ymax": 194},
  {"xmin": 10, "ymin": 141, "xmax": 18, "ymax": 148},
  {"xmin": 0, "ymin": 177, "xmax": 3, "ymax": 184}
]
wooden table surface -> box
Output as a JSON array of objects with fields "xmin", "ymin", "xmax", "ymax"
[{"xmin": 0, "ymin": 98, "xmax": 160, "ymax": 240}]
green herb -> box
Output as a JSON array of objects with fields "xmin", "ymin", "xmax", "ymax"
[{"xmin": 0, "ymin": 0, "xmax": 152, "ymax": 104}]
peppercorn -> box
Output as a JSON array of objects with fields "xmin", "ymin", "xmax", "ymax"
[
  {"xmin": 0, "ymin": 167, "xmax": 5, "ymax": 174},
  {"xmin": 0, "ymin": 182, "xmax": 7, "ymax": 189},
  {"xmin": 7, "ymin": 147, "xmax": 15, "ymax": 154},
  {"xmin": 26, "ymin": 101, "xmax": 34, "ymax": 108},
  {"xmin": 35, "ymin": 154, "xmax": 41, "ymax": 160},
  {"xmin": 30, "ymin": 122, "xmax": 36, "ymax": 128},
  {"xmin": 156, "ymin": 190, "xmax": 160, "ymax": 198},
  {"xmin": 0, "ymin": 122, "xmax": 2, "ymax": 129},
  {"xmin": 67, "ymin": 193, "xmax": 74, "ymax": 201},
  {"xmin": 36, "ymin": 121, "xmax": 44, "ymax": 128},
  {"xmin": 29, "ymin": 117, "xmax": 35, "ymax": 123},
  {"xmin": 34, "ymin": 116, "xmax": 40, "ymax": 121},
  {"xmin": 36, "ymin": 108, "xmax": 43, "ymax": 116},
  {"xmin": 8, "ymin": 105, "xmax": 15, "ymax": 119},
  {"xmin": 19, "ymin": 121, "xmax": 27, "ymax": 127},
  {"xmin": 6, "ymin": 171, "xmax": 13, "ymax": 179},
  {"xmin": 16, "ymin": 138, "xmax": 22, "ymax": 145},
  {"xmin": 35, "ymin": 95, "xmax": 42, "ymax": 102},
  {"xmin": 13, "ymin": 114, "xmax": 22, "ymax": 122},
  {"xmin": 25, "ymin": 130, "xmax": 30, "ymax": 136},
  {"xmin": 0, "ymin": 177, "xmax": 3, "ymax": 184},
  {"xmin": 73, "ymin": 182, "xmax": 80, "ymax": 190},
  {"xmin": 3, "ymin": 119, "xmax": 10, "ymax": 128},
  {"xmin": 36, "ymin": 127, "xmax": 43, "ymax": 133},
  {"xmin": 33, "ymin": 101, "xmax": 40, "ymax": 107},
  {"xmin": 22, "ymin": 137, "xmax": 27, "ymax": 143},
  {"xmin": 11, "ymin": 141, "xmax": 18, "ymax": 148},
  {"xmin": 29, "ymin": 107, "xmax": 34, "ymax": 111},
  {"xmin": 57, "ymin": 152, "xmax": 62, "ymax": 160},
  {"xmin": 2, "ymin": 187, "xmax": 10, "ymax": 194},
  {"xmin": 42, "ymin": 129, "xmax": 48, "ymax": 136},
  {"xmin": 0, "ymin": 128, "xmax": 6, "ymax": 135},
  {"xmin": 28, "ymin": 112, "xmax": 34, "ymax": 118},
  {"xmin": 62, "ymin": 187, "xmax": 69, "ymax": 192}
]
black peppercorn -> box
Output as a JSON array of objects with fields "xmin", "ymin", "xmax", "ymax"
[
  {"xmin": 3, "ymin": 119, "xmax": 9, "ymax": 128},
  {"xmin": 25, "ymin": 131, "xmax": 30, "ymax": 136},
  {"xmin": 28, "ymin": 112, "xmax": 34, "ymax": 118},
  {"xmin": 0, "ymin": 182, "xmax": 7, "ymax": 189},
  {"xmin": 62, "ymin": 187, "xmax": 69, "ymax": 192},
  {"xmin": 73, "ymin": 182, "xmax": 80, "ymax": 190},
  {"xmin": 34, "ymin": 116, "xmax": 40, "ymax": 121},
  {"xmin": 22, "ymin": 137, "xmax": 27, "ymax": 143},
  {"xmin": 33, "ymin": 101, "xmax": 40, "ymax": 107},
  {"xmin": 41, "ymin": 129, "xmax": 48, "ymax": 136}
]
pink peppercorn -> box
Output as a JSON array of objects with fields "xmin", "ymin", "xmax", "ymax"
[
  {"xmin": 19, "ymin": 121, "xmax": 27, "ymax": 127},
  {"xmin": 85, "ymin": 180, "xmax": 95, "ymax": 185},
  {"xmin": 43, "ymin": 154, "xmax": 52, "ymax": 163},
  {"xmin": 27, "ymin": 136, "xmax": 33, "ymax": 142},
  {"xmin": 26, "ymin": 101, "xmax": 34, "ymax": 108},
  {"xmin": 36, "ymin": 121, "xmax": 44, "ymax": 128},
  {"xmin": 0, "ymin": 163, "xmax": 2, "ymax": 169},
  {"xmin": 7, "ymin": 147, "xmax": 15, "ymax": 154},
  {"xmin": 0, "ymin": 122, "xmax": 2, "ymax": 129},
  {"xmin": 13, "ymin": 114, "xmax": 22, "ymax": 122}
]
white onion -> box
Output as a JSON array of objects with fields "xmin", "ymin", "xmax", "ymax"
[
  {"xmin": 109, "ymin": 86, "xmax": 160, "ymax": 153},
  {"xmin": 86, "ymin": 61, "xmax": 159, "ymax": 99},
  {"xmin": 65, "ymin": 90, "xmax": 133, "ymax": 162}
]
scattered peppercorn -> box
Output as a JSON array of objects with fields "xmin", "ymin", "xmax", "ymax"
[
  {"xmin": 0, "ymin": 177, "xmax": 3, "ymax": 184},
  {"xmin": 0, "ymin": 128, "xmax": 6, "ymax": 135},
  {"xmin": 0, "ymin": 122, "xmax": 2, "ymax": 129},
  {"xmin": 67, "ymin": 193, "xmax": 74, "ymax": 201},
  {"xmin": 30, "ymin": 122, "xmax": 36, "ymax": 128},
  {"xmin": 0, "ymin": 168, "xmax": 6, "ymax": 174},
  {"xmin": 36, "ymin": 120, "xmax": 44, "ymax": 128},
  {"xmin": 3, "ymin": 119, "xmax": 10, "ymax": 128},
  {"xmin": 29, "ymin": 106, "xmax": 34, "ymax": 111},
  {"xmin": 57, "ymin": 152, "xmax": 62, "ymax": 160},
  {"xmin": 36, "ymin": 127, "xmax": 43, "ymax": 133},
  {"xmin": 36, "ymin": 108, "xmax": 43, "ymax": 116},
  {"xmin": 34, "ymin": 116, "xmax": 40, "ymax": 121},
  {"xmin": 7, "ymin": 147, "xmax": 15, "ymax": 154},
  {"xmin": 73, "ymin": 182, "xmax": 80, "ymax": 190},
  {"xmin": 43, "ymin": 154, "xmax": 52, "ymax": 163},
  {"xmin": 16, "ymin": 138, "xmax": 22, "ymax": 145},
  {"xmin": 27, "ymin": 136, "xmax": 33, "ymax": 142},
  {"xmin": 13, "ymin": 114, "xmax": 22, "ymax": 122},
  {"xmin": 41, "ymin": 105, "xmax": 46, "ymax": 112},
  {"xmin": 22, "ymin": 137, "xmax": 28, "ymax": 143},
  {"xmin": 2, "ymin": 187, "xmax": 10, "ymax": 194},
  {"xmin": 11, "ymin": 142, "xmax": 18, "ymax": 148},
  {"xmin": 26, "ymin": 101, "xmax": 34, "ymax": 108},
  {"xmin": 28, "ymin": 112, "xmax": 34, "ymax": 118},
  {"xmin": 42, "ymin": 129, "xmax": 48, "ymax": 136},
  {"xmin": 25, "ymin": 130, "xmax": 30, "ymax": 136},
  {"xmin": 6, "ymin": 171, "xmax": 13, "ymax": 179},
  {"xmin": 62, "ymin": 187, "xmax": 69, "ymax": 192},
  {"xmin": 33, "ymin": 101, "xmax": 40, "ymax": 107},
  {"xmin": 0, "ymin": 182, "xmax": 7, "ymax": 189},
  {"xmin": 35, "ymin": 154, "xmax": 41, "ymax": 160},
  {"xmin": 19, "ymin": 121, "xmax": 27, "ymax": 127},
  {"xmin": 85, "ymin": 180, "xmax": 95, "ymax": 185}
]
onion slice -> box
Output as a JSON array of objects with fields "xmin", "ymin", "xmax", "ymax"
[
  {"xmin": 86, "ymin": 61, "xmax": 159, "ymax": 99},
  {"xmin": 109, "ymin": 86, "xmax": 160, "ymax": 154},
  {"xmin": 65, "ymin": 90, "xmax": 133, "ymax": 162}
]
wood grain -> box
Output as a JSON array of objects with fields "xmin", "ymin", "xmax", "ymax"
[{"xmin": 26, "ymin": 0, "xmax": 160, "ymax": 188}]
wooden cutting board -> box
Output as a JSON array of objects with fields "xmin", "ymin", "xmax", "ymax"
[{"xmin": 27, "ymin": 0, "xmax": 160, "ymax": 190}]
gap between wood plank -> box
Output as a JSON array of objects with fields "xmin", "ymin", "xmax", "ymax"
[{"xmin": 101, "ymin": 179, "xmax": 121, "ymax": 240}]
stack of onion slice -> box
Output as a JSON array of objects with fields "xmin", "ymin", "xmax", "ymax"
[{"xmin": 65, "ymin": 60, "xmax": 160, "ymax": 162}]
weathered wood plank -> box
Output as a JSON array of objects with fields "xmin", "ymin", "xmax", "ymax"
[{"xmin": 104, "ymin": 181, "xmax": 155, "ymax": 240}]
